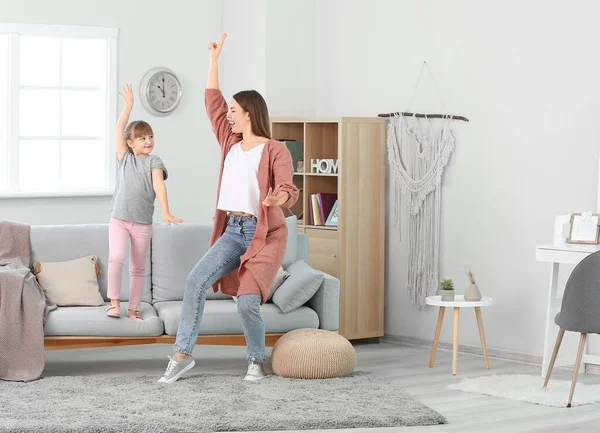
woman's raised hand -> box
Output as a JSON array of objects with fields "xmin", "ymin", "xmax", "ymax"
[{"xmin": 208, "ymin": 33, "xmax": 227, "ymax": 60}]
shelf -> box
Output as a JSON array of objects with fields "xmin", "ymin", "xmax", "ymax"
[
  {"xmin": 294, "ymin": 172, "xmax": 339, "ymax": 177},
  {"xmin": 305, "ymin": 173, "xmax": 338, "ymax": 177},
  {"xmin": 271, "ymin": 116, "xmax": 342, "ymax": 123},
  {"xmin": 271, "ymin": 116, "xmax": 386, "ymax": 124},
  {"xmin": 271, "ymin": 116, "xmax": 386, "ymax": 341},
  {"xmin": 305, "ymin": 225, "xmax": 338, "ymax": 231}
]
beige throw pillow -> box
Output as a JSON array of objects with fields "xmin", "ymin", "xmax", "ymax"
[
  {"xmin": 33, "ymin": 255, "xmax": 104, "ymax": 307},
  {"xmin": 233, "ymin": 266, "xmax": 289, "ymax": 303}
]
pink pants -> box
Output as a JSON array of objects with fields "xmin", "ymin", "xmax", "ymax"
[{"xmin": 107, "ymin": 218, "xmax": 152, "ymax": 312}]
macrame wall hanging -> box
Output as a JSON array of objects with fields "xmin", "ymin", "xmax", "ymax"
[{"xmin": 379, "ymin": 62, "xmax": 469, "ymax": 308}]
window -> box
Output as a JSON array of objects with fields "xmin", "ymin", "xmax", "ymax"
[
  {"xmin": 0, "ymin": 35, "xmax": 7, "ymax": 192},
  {"xmin": 0, "ymin": 23, "xmax": 117, "ymax": 197}
]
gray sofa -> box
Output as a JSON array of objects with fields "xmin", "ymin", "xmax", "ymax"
[{"xmin": 30, "ymin": 217, "xmax": 340, "ymax": 341}]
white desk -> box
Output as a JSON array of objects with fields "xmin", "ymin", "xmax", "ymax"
[{"xmin": 536, "ymin": 242, "xmax": 600, "ymax": 377}]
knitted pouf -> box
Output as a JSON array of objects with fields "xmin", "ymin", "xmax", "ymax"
[{"xmin": 272, "ymin": 328, "xmax": 356, "ymax": 379}]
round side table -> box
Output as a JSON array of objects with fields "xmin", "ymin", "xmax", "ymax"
[{"xmin": 425, "ymin": 295, "xmax": 493, "ymax": 375}]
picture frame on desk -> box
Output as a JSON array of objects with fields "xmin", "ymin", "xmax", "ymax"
[{"xmin": 567, "ymin": 212, "xmax": 600, "ymax": 244}]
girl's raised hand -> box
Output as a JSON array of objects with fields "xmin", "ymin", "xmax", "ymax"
[
  {"xmin": 119, "ymin": 84, "xmax": 134, "ymax": 107},
  {"xmin": 208, "ymin": 33, "xmax": 227, "ymax": 60}
]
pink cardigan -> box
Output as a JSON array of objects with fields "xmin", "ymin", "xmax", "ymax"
[{"xmin": 205, "ymin": 88, "xmax": 299, "ymax": 303}]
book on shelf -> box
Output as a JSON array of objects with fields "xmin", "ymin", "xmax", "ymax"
[
  {"xmin": 308, "ymin": 192, "xmax": 337, "ymax": 226},
  {"xmin": 311, "ymin": 194, "xmax": 322, "ymax": 225}
]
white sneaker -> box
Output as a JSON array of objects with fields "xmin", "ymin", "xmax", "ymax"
[
  {"xmin": 244, "ymin": 360, "xmax": 266, "ymax": 381},
  {"xmin": 157, "ymin": 355, "xmax": 195, "ymax": 384}
]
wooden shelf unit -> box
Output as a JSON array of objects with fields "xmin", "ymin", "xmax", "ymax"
[{"xmin": 271, "ymin": 116, "xmax": 386, "ymax": 340}]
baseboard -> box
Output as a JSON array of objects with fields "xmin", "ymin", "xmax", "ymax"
[
  {"xmin": 383, "ymin": 334, "xmax": 543, "ymax": 365},
  {"xmin": 383, "ymin": 334, "xmax": 600, "ymax": 375}
]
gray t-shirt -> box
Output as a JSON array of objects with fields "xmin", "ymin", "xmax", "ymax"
[{"xmin": 109, "ymin": 151, "xmax": 168, "ymax": 224}]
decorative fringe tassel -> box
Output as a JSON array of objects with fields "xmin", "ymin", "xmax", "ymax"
[{"xmin": 386, "ymin": 114, "xmax": 456, "ymax": 307}]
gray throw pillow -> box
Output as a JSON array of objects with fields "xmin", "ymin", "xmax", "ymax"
[{"xmin": 272, "ymin": 260, "xmax": 324, "ymax": 313}]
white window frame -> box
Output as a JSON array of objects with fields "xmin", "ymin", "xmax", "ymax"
[{"xmin": 0, "ymin": 22, "xmax": 118, "ymax": 198}]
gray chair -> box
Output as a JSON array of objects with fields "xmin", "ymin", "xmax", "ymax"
[{"xmin": 543, "ymin": 250, "xmax": 600, "ymax": 407}]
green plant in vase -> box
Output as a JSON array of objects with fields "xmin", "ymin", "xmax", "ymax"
[{"xmin": 440, "ymin": 278, "xmax": 455, "ymax": 302}]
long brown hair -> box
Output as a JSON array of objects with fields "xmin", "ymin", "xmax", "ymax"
[
  {"xmin": 233, "ymin": 90, "xmax": 271, "ymax": 139},
  {"xmin": 124, "ymin": 121, "xmax": 153, "ymax": 152}
]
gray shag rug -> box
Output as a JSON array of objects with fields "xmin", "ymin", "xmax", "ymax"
[{"xmin": 0, "ymin": 371, "xmax": 447, "ymax": 432}]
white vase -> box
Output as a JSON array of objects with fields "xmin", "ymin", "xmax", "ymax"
[{"xmin": 464, "ymin": 283, "xmax": 482, "ymax": 301}]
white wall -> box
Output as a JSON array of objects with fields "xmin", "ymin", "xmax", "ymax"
[
  {"xmin": 222, "ymin": 0, "xmax": 267, "ymax": 99},
  {"xmin": 312, "ymin": 0, "xmax": 600, "ymax": 357},
  {"xmin": 265, "ymin": 0, "xmax": 316, "ymax": 116},
  {"xmin": 222, "ymin": 0, "xmax": 316, "ymax": 117},
  {"xmin": 0, "ymin": 0, "xmax": 223, "ymax": 225}
]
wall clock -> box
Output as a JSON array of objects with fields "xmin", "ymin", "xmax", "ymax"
[{"xmin": 139, "ymin": 67, "xmax": 182, "ymax": 116}]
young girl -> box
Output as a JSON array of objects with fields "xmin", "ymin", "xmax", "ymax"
[
  {"xmin": 157, "ymin": 33, "xmax": 298, "ymax": 384},
  {"xmin": 106, "ymin": 84, "xmax": 182, "ymax": 320}
]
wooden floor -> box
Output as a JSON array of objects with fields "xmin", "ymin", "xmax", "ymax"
[{"xmin": 43, "ymin": 339, "xmax": 600, "ymax": 433}]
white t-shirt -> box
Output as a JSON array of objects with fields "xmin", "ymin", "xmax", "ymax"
[{"xmin": 217, "ymin": 142, "xmax": 265, "ymax": 217}]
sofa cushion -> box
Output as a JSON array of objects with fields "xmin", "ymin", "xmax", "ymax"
[
  {"xmin": 151, "ymin": 223, "xmax": 228, "ymax": 302},
  {"xmin": 30, "ymin": 224, "xmax": 151, "ymax": 304},
  {"xmin": 44, "ymin": 302, "xmax": 163, "ymax": 336},
  {"xmin": 154, "ymin": 299, "xmax": 319, "ymax": 335}
]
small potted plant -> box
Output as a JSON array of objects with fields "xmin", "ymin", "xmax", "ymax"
[{"xmin": 439, "ymin": 278, "xmax": 455, "ymax": 302}]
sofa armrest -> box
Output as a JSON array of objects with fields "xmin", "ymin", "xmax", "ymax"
[{"xmin": 306, "ymin": 269, "xmax": 340, "ymax": 331}]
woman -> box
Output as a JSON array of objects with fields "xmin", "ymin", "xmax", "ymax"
[{"xmin": 158, "ymin": 33, "xmax": 299, "ymax": 384}]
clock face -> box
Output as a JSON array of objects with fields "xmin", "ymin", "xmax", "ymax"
[{"xmin": 147, "ymin": 72, "xmax": 181, "ymax": 113}]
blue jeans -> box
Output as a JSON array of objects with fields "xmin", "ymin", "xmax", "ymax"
[{"xmin": 174, "ymin": 214, "xmax": 265, "ymax": 362}]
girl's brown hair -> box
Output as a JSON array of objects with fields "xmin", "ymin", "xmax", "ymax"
[
  {"xmin": 125, "ymin": 121, "xmax": 154, "ymax": 152},
  {"xmin": 233, "ymin": 90, "xmax": 271, "ymax": 139}
]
